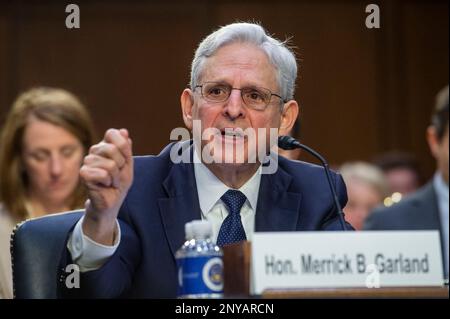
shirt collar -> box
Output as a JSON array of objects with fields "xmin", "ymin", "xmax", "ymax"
[{"xmin": 193, "ymin": 148, "xmax": 262, "ymax": 215}]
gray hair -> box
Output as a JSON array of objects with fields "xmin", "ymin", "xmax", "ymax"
[
  {"xmin": 340, "ymin": 162, "xmax": 390, "ymax": 199},
  {"xmin": 190, "ymin": 22, "xmax": 298, "ymax": 101}
]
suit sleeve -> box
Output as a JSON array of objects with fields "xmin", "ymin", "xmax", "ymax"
[
  {"xmin": 320, "ymin": 173, "xmax": 355, "ymax": 231},
  {"xmin": 363, "ymin": 209, "xmax": 379, "ymax": 230},
  {"xmin": 68, "ymin": 216, "xmax": 121, "ymax": 272},
  {"xmin": 363, "ymin": 206, "xmax": 392, "ymax": 230},
  {"xmin": 59, "ymin": 201, "xmax": 141, "ymax": 298}
]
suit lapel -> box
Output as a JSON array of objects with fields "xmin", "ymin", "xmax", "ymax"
[
  {"xmin": 158, "ymin": 145, "xmax": 303, "ymax": 254},
  {"xmin": 158, "ymin": 157, "xmax": 201, "ymax": 258},
  {"xmin": 255, "ymin": 165, "xmax": 302, "ymax": 232}
]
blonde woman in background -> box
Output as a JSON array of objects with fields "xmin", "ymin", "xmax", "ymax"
[
  {"xmin": 0, "ymin": 87, "xmax": 96, "ymax": 298},
  {"xmin": 340, "ymin": 162, "xmax": 389, "ymax": 230}
]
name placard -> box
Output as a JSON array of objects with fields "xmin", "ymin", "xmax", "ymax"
[{"xmin": 251, "ymin": 231, "xmax": 444, "ymax": 295}]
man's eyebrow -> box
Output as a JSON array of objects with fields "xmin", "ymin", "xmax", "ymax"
[
  {"xmin": 204, "ymin": 79, "xmax": 269, "ymax": 89},
  {"xmin": 202, "ymin": 79, "xmax": 229, "ymax": 85}
]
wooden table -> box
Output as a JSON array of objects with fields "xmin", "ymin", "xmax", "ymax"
[{"xmin": 262, "ymin": 286, "xmax": 449, "ymax": 298}]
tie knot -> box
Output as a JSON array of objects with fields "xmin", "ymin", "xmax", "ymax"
[{"xmin": 221, "ymin": 190, "xmax": 247, "ymax": 216}]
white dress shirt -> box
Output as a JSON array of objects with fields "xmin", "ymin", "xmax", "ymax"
[
  {"xmin": 68, "ymin": 150, "xmax": 262, "ymax": 272},
  {"xmin": 67, "ymin": 216, "xmax": 121, "ymax": 272},
  {"xmin": 193, "ymin": 151, "xmax": 261, "ymax": 243},
  {"xmin": 433, "ymin": 173, "xmax": 449, "ymax": 279}
]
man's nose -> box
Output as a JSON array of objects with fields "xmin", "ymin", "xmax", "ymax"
[{"xmin": 223, "ymin": 89, "xmax": 245, "ymax": 120}]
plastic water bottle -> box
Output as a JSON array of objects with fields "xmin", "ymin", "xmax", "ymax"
[
  {"xmin": 176, "ymin": 222, "xmax": 194, "ymax": 297},
  {"xmin": 176, "ymin": 220, "xmax": 224, "ymax": 298}
]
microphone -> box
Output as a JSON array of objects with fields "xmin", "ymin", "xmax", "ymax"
[{"xmin": 278, "ymin": 135, "xmax": 348, "ymax": 231}]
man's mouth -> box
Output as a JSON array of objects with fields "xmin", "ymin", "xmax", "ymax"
[{"xmin": 219, "ymin": 128, "xmax": 245, "ymax": 138}]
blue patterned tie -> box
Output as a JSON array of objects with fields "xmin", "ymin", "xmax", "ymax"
[{"xmin": 216, "ymin": 190, "xmax": 247, "ymax": 247}]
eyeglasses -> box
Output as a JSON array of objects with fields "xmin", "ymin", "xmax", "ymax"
[{"xmin": 195, "ymin": 82, "xmax": 286, "ymax": 111}]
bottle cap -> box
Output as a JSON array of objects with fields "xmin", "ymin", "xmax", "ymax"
[
  {"xmin": 190, "ymin": 220, "xmax": 212, "ymax": 239},
  {"xmin": 184, "ymin": 222, "xmax": 193, "ymax": 240}
]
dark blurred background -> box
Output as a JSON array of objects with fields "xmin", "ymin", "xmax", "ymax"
[{"xmin": 0, "ymin": 0, "xmax": 448, "ymax": 181}]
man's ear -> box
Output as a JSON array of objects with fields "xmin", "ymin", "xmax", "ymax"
[
  {"xmin": 181, "ymin": 89, "xmax": 194, "ymax": 130},
  {"xmin": 426, "ymin": 126, "xmax": 439, "ymax": 159},
  {"xmin": 279, "ymin": 100, "xmax": 299, "ymax": 136}
]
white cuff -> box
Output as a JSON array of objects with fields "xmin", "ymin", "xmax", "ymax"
[{"xmin": 67, "ymin": 215, "xmax": 121, "ymax": 272}]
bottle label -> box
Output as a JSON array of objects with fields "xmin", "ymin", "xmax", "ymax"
[{"xmin": 177, "ymin": 256, "xmax": 223, "ymax": 297}]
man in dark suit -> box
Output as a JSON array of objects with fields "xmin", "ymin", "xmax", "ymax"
[
  {"xmin": 364, "ymin": 85, "xmax": 449, "ymax": 280},
  {"xmin": 60, "ymin": 22, "xmax": 352, "ymax": 298}
]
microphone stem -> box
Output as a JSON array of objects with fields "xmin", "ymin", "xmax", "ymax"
[{"xmin": 295, "ymin": 142, "xmax": 347, "ymax": 231}]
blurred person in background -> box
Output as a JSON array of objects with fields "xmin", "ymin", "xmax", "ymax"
[
  {"xmin": 365, "ymin": 85, "xmax": 449, "ymax": 280},
  {"xmin": 373, "ymin": 151, "xmax": 422, "ymax": 196},
  {"xmin": 0, "ymin": 87, "xmax": 96, "ymax": 298},
  {"xmin": 340, "ymin": 162, "xmax": 389, "ymax": 230}
]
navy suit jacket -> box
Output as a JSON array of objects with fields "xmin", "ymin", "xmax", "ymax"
[
  {"xmin": 60, "ymin": 142, "xmax": 352, "ymax": 298},
  {"xmin": 364, "ymin": 182, "xmax": 446, "ymax": 273},
  {"xmin": 364, "ymin": 182, "xmax": 442, "ymax": 231}
]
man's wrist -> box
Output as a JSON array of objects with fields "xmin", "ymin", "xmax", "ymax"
[{"xmin": 82, "ymin": 213, "xmax": 118, "ymax": 245}]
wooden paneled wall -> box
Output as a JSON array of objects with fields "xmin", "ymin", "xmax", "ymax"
[{"xmin": 0, "ymin": 0, "xmax": 448, "ymax": 180}]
